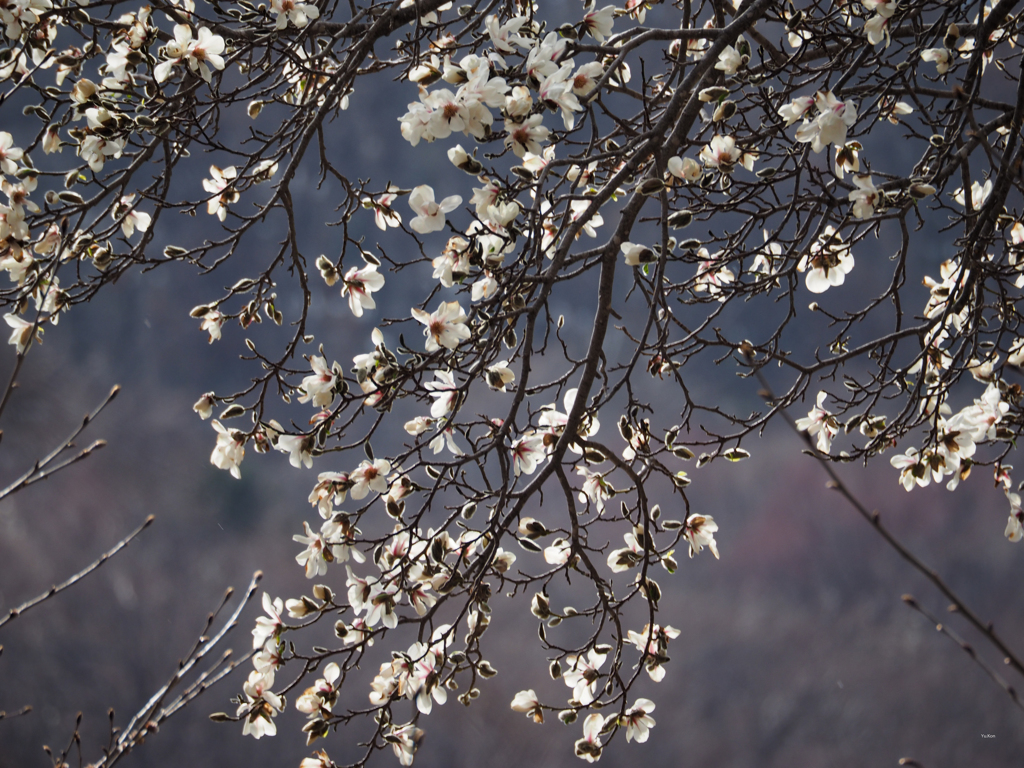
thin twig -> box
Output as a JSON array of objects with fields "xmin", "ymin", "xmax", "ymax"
[
  {"xmin": 0, "ymin": 384, "xmax": 121, "ymax": 505},
  {"xmin": 0, "ymin": 515, "xmax": 154, "ymax": 630},
  {"xmin": 902, "ymin": 593, "xmax": 1024, "ymax": 713},
  {"xmin": 100, "ymin": 571, "xmax": 262, "ymax": 767},
  {"xmin": 756, "ymin": 369, "xmax": 1024, "ymax": 688}
]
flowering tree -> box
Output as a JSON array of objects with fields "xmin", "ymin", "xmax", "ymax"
[{"xmin": 2, "ymin": 0, "xmax": 1024, "ymax": 764}]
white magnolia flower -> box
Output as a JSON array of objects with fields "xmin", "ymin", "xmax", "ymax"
[
  {"xmin": 184, "ymin": 26, "xmax": 226, "ymax": 82},
  {"xmin": 510, "ymin": 689, "xmax": 543, "ymax": 723},
  {"xmin": 211, "ymin": 419, "xmax": 245, "ymax": 478},
  {"xmin": 512, "ymin": 432, "xmax": 547, "ymax": 476},
  {"xmin": 583, "ymin": 4, "xmax": 615, "ymax": 42},
  {"xmin": 794, "ymin": 391, "xmax": 839, "ymax": 452},
  {"xmin": 425, "ymin": 369, "xmax": 459, "ymax": 417},
  {"xmin": 890, "ymin": 447, "xmax": 929, "ymax": 491},
  {"xmin": 953, "ymin": 179, "xmax": 992, "ymax": 210},
  {"xmin": 620, "ymin": 698, "xmax": 656, "ymax": 743},
  {"xmin": 408, "ymin": 184, "xmax": 462, "ymax": 234},
  {"xmin": 777, "ymin": 95, "xmax": 815, "ymax": 126},
  {"xmin": 682, "ymin": 514, "xmax": 719, "ymax": 559},
  {"xmin": 849, "ymin": 174, "xmax": 880, "ymax": 219},
  {"xmin": 363, "ymin": 188, "xmax": 402, "ymax": 230},
  {"xmin": 574, "ymin": 713, "xmax": 604, "ymax": 763},
  {"xmin": 626, "ymin": 623, "xmax": 680, "ymax": 682},
  {"xmin": 252, "ymin": 592, "xmax": 285, "ymax": 649},
  {"xmin": 203, "ymin": 165, "xmax": 239, "ymax": 221},
  {"xmin": 699, "ymin": 134, "xmax": 754, "ymax": 172},
  {"xmin": 193, "ymin": 392, "xmax": 215, "ymax": 420},
  {"xmin": 270, "ymin": 0, "xmax": 319, "ymax": 29},
  {"xmin": 621, "ymin": 241, "xmax": 656, "ymax": 266},
  {"xmin": 238, "ymin": 668, "xmax": 284, "ymax": 739},
  {"xmin": 505, "ymin": 114, "xmax": 550, "ymax": 158},
  {"xmin": 341, "ymin": 263, "xmax": 385, "ymax": 317},
  {"xmin": 795, "ymin": 91, "xmax": 858, "ymax": 153},
  {"xmin": 0, "ymin": 131, "xmax": 24, "ymax": 174},
  {"xmin": 411, "ymin": 300, "xmax": 471, "ymax": 352},
  {"xmin": 113, "ymin": 194, "xmax": 151, "ymax": 238},
  {"xmin": 293, "ymin": 521, "xmax": 330, "ymax": 578},
  {"xmin": 921, "ymin": 47, "xmax": 952, "ymax": 74},
  {"xmin": 715, "ymin": 36, "xmax": 747, "ymax": 75},
  {"xmin": 277, "ymin": 433, "xmax": 314, "ymax": 469},
  {"xmin": 563, "ymin": 648, "xmax": 607, "ymax": 705},
  {"xmin": 350, "ymin": 458, "xmax": 391, "ymax": 499},
  {"xmin": 297, "ymin": 355, "xmax": 336, "ymax": 407},
  {"xmin": 571, "ymin": 61, "xmax": 604, "ymax": 96},
  {"xmin": 797, "ymin": 226, "xmax": 854, "ymax": 293},
  {"xmin": 864, "ymin": 13, "xmax": 890, "ymax": 46},
  {"xmin": 388, "ymin": 724, "xmax": 424, "ymax": 767},
  {"xmin": 485, "ymin": 359, "xmax": 515, "ymax": 391},
  {"xmin": 4, "ymin": 313, "xmax": 37, "ymax": 354},
  {"xmin": 667, "ymin": 155, "xmax": 701, "ymax": 181}
]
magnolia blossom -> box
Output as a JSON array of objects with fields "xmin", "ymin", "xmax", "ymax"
[
  {"xmin": 4, "ymin": 313, "xmax": 37, "ymax": 354},
  {"xmin": 563, "ymin": 648, "xmax": 607, "ymax": 705},
  {"xmin": 364, "ymin": 189, "xmax": 402, "ymax": 230},
  {"xmin": 953, "ymin": 179, "xmax": 993, "ymax": 209},
  {"xmin": 921, "ymin": 47, "xmax": 952, "ymax": 74},
  {"xmin": 350, "ymin": 458, "xmax": 392, "ymax": 499},
  {"xmin": 835, "ymin": 142, "xmax": 861, "ymax": 179},
  {"xmin": 156, "ymin": 25, "xmax": 226, "ymax": 83},
  {"xmin": 0, "ymin": 132, "xmax": 23, "ymax": 174},
  {"xmin": 203, "ymin": 165, "xmax": 239, "ymax": 221},
  {"xmin": 298, "ymin": 355, "xmax": 337, "ymax": 407},
  {"xmin": 425, "ymin": 369, "xmax": 459, "ymax": 418},
  {"xmin": 621, "ymin": 241, "xmax": 655, "ymax": 266},
  {"xmin": 408, "ymin": 185, "xmax": 462, "ymax": 234},
  {"xmin": 626, "ymin": 623, "xmax": 680, "ymax": 681},
  {"xmin": 797, "ymin": 227, "xmax": 854, "ymax": 293},
  {"xmin": 512, "ymin": 432, "xmax": 547, "ymax": 476},
  {"xmin": 574, "ymin": 713, "xmax": 604, "ymax": 763},
  {"xmin": 795, "ymin": 91, "xmax": 858, "ymax": 153},
  {"xmin": 252, "ymin": 593, "xmax": 285, "ymax": 649},
  {"xmin": 277, "ymin": 433, "xmax": 314, "ymax": 469},
  {"xmin": 667, "ymin": 156, "xmax": 701, "ymax": 181},
  {"xmin": 193, "ymin": 392, "xmax": 215, "ymax": 420},
  {"xmin": 199, "ymin": 310, "xmax": 225, "ymax": 342},
  {"xmin": 699, "ymin": 134, "xmax": 754, "ymax": 172},
  {"xmin": 270, "ymin": 0, "xmax": 319, "ymax": 29},
  {"xmin": 890, "ymin": 448, "xmax": 930, "ymax": 491},
  {"xmin": 293, "ymin": 521, "xmax": 330, "ymax": 578},
  {"xmin": 572, "ymin": 61, "xmax": 604, "ymax": 97},
  {"xmin": 411, "ymin": 300, "xmax": 471, "ymax": 351},
  {"xmin": 485, "ymin": 360, "xmax": 515, "ymax": 391},
  {"xmin": 682, "ymin": 514, "xmax": 719, "ymax": 559},
  {"xmin": 113, "ymin": 194, "xmax": 151, "ymax": 238},
  {"xmin": 795, "ymin": 391, "xmax": 839, "ymax": 453},
  {"xmin": 238, "ymin": 669, "xmax": 284, "ymax": 739},
  {"xmin": 715, "ymin": 36, "xmax": 747, "ymax": 75},
  {"xmin": 505, "ymin": 114, "xmax": 550, "ymax": 158},
  {"xmin": 583, "ymin": 4, "xmax": 615, "ymax": 41},
  {"xmin": 849, "ymin": 174, "xmax": 880, "ymax": 219},
  {"xmin": 211, "ymin": 419, "xmax": 245, "ymax": 478},
  {"xmin": 511, "ymin": 689, "xmax": 543, "ymax": 723},
  {"xmin": 388, "ymin": 724, "xmax": 424, "ymax": 766},
  {"xmin": 777, "ymin": 95, "xmax": 815, "ymax": 126},
  {"xmin": 341, "ymin": 263, "xmax": 384, "ymax": 317},
  {"xmin": 620, "ymin": 698, "xmax": 656, "ymax": 743}
]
